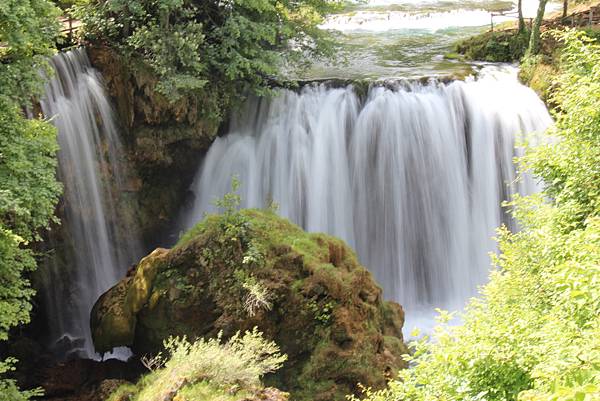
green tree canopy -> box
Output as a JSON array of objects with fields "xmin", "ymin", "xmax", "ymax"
[
  {"xmin": 0, "ymin": 0, "xmax": 60, "ymax": 105},
  {"xmin": 355, "ymin": 29, "xmax": 600, "ymax": 401},
  {"xmin": 73, "ymin": 0, "xmax": 340, "ymax": 108},
  {"xmin": 0, "ymin": 1, "xmax": 62, "ymax": 400}
]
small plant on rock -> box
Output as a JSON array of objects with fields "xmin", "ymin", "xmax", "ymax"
[
  {"xmin": 111, "ymin": 329, "xmax": 287, "ymax": 401},
  {"xmin": 242, "ymin": 277, "xmax": 273, "ymax": 317}
]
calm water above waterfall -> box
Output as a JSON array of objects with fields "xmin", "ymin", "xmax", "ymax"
[
  {"xmin": 39, "ymin": 49, "xmax": 141, "ymax": 358},
  {"xmin": 184, "ymin": 67, "xmax": 552, "ymax": 332},
  {"xmin": 303, "ymin": 0, "xmax": 560, "ymax": 79}
]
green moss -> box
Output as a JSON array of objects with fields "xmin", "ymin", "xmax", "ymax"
[
  {"xmin": 177, "ymin": 381, "xmax": 251, "ymax": 401},
  {"xmin": 443, "ymin": 52, "xmax": 464, "ymax": 61},
  {"xmin": 92, "ymin": 208, "xmax": 408, "ymax": 401},
  {"xmin": 175, "ymin": 215, "xmax": 216, "ymax": 247},
  {"xmin": 519, "ymin": 55, "xmax": 559, "ymax": 102},
  {"xmin": 127, "ymin": 249, "xmax": 164, "ymax": 312},
  {"xmin": 106, "ymin": 382, "xmax": 138, "ymax": 401},
  {"xmin": 90, "ymin": 277, "xmax": 136, "ymax": 352},
  {"xmin": 455, "ymin": 29, "xmax": 530, "ymax": 62}
]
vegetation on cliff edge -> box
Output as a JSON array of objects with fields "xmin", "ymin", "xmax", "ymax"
[
  {"xmin": 0, "ymin": 1, "xmax": 62, "ymax": 400},
  {"xmin": 354, "ymin": 30, "xmax": 600, "ymax": 401},
  {"xmin": 71, "ymin": 0, "xmax": 340, "ymax": 122}
]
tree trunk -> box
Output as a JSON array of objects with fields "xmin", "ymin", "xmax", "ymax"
[
  {"xmin": 527, "ymin": 0, "xmax": 549, "ymax": 56},
  {"xmin": 518, "ymin": 0, "xmax": 526, "ymax": 33},
  {"xmin": 563, "ymin": 0, "xmax": 568, "ymax": 19}
]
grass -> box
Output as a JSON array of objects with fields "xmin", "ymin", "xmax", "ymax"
[{"xmin": 107, "ymin": 329, "xmax": 286, "ymax": 401}]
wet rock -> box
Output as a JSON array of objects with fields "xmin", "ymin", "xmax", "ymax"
[
  {"xmin": 87, "ymin": 46, "xmax": 220, "ymax": 245},
  {"xmin": 32, "ymin": 358, "xmax": 141, "ymax": 401},
  {"xmin": 92, "ymin": 210, "xmax": 408, "ymax": 401}
]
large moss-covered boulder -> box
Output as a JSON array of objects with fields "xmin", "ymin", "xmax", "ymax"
[{"xmin": 91, "ymin": 209, "xmax": 408, "ymax": 401}]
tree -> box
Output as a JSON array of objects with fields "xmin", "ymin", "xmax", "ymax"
[
  {"xmin": 353, "ymin": 30, "xmax": 600, "ymax": 401},
  {"xmin": 527, "ymin": 0, "xmax": 549, "ymax": 55},
  {"xmin": 0, "ymin": 0, "xmax": 60, "ymax": 106},
  {"xmin": 72, "ymin": 0, "xmax": 340, "ymax": 117},
  {"xmin": 563, "ymin": 0, "xmax": 568, "ymax": 18},
  {"xmin": 518, "ymin": 0, "xmax": 526, "ymax": 34},
  {"xmin": 0, "ymin": 1, "xmax": 62, "ymax": 399}
]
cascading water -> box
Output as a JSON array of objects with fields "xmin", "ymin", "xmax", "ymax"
[
  {"xmin": 184, "ymin": 67, "xmax": 552, "ymax": 332},
  {"xmin": 39, "ymin": 48, "xmax": 141, "ymax": 358}
]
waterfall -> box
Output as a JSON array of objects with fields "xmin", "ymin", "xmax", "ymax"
[
  {"xmin": 184, "ymin": 66, "xmax": 552, "ymax": 331},
  {"xmin": 40, "ymin": 48, "xmax": 141, "ymax": 358}
]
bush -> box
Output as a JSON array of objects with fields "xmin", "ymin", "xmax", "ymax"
[
  {"xmin": 455, "ymin": 29, "xmax": 530, "ymax": 62},
  {"xmin": 355, "ymin": 29, "xmax": 600, "ymax": 401},
  {"xmin": 108, "ymin": 329, "xmax": 286, "ymax": 401},
  {"xmin": 71, "ymin": 0, "xmax": 339, "ymax": 115}
]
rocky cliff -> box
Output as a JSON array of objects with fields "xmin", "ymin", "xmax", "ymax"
[{"xmin": 88, "ymin": 46, "xmax": 222, "ymax": 245}]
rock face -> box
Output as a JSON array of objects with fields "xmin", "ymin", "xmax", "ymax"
[
  {"xmin": 87, "ymin": 46, "xmax": 220, "ymax": 245},
  {"xmin": 26, "ymin": 358, "xmax": 140, "ymax": 401},
  {"xmin": 91, "ymin": 209, "xmax": 408, "ymax": 401}
]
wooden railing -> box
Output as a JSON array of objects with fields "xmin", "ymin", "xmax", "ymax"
[
  {"xmin": 490, "ymin": 5, "xmax": 600, "ymax": 32},
  {"xmin": 58, "ymin": 16, "xmax": 82, "ymax": 45},
  {"xmin": 490, "ymin": 11, "xmax": 533, "ymax": 31},
  {"xmin": 553, "ymin": 6, "xmax": 600, "ymax": 27}
]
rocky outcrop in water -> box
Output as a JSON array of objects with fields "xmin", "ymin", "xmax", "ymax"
[{"xmin": 91, "ymin": 209, "xmax": 408, "ymax": 401}]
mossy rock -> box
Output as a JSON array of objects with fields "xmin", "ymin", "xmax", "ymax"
[
  {"xmin": 92, "ymin": 209, "xmax": 408, "ymax": 401},
  {"xmin": 519, "ymin": 58, "xmax": 559, "ymax": 103},
  {"xmin": 87, "ymin": 46, "xmax": 221, "ymax": 245},
  {"xmin": 455, "ymin": 29, "xmax": 530, "ymax": 62}
]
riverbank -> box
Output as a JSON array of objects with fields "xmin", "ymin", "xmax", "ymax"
[{"xmin": 453, "ymin": 1, "xmax": 600, "ymax": 102}]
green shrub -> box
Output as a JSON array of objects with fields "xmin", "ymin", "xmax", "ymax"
[
  {"xmin": 71, "ymin": 0, "xmax": 339, "ymax": 116},
  {"xmin": 455, "ymin": 30, "xmax": 530, "ymax": 62},
  {"xmin": 354, "ymin": 28, "xmax": 600, "ymax": 401},
  {"xmin": 111, "ymin": 329, "xmax": 286, "ymax": 401}
]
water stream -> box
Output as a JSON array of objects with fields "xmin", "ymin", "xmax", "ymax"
[
  {"xmin": 184, "ymin": 66, "xmax": 552, "ymax": 332},
  {"xmin": 39, "ymin": 48, "xmax": 141, "ymax": 359}
]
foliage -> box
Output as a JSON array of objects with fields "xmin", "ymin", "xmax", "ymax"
[
  {"xmin": 0, "ymin": 105, "xmax": 61, "ymax": 246},
  {"xmin": 307, "ymin": 299, "xmax": 335, "ymax": 325},
  {"xmin": 0, "ymin": 104, "xmax": 60, "ymax": 346},
  {"xmin": 355, "ymin": 29, "xmax": 600, "ymax": 401},
  {"xmin": 0, "ymin": 0, "xmax": 60, "ymax": 107},
  {"xmin": 0, "ymin": 358, "xmax": 43, "ymax": 401},
  {"xmin": 108, "ymin": 329, "xmax": 286, "ymax": 401},
  {"xmin": 455, "ymin": 29, "xmax": 530, "ymax": 62},
  {"xmin": 72, "ymin": 0, "xmax": 340, "ymax": 109},
  {"xmin": 51, "ymin": 0, "xmax": 87, "ymax": 11},
  {"xmin": 0, "ymin": 0, "xmax": 62, "ymax": 399},
  {"xmin": 214, "ymin": 175, "xmax": 242, "ymax": 216},
  {"xmin": 242, "ymin": 275, "xmax": 273, "ymax": 317},
  {"xmin": 525, "ymin": 30, "xmax": 600, "ymax": 228}
]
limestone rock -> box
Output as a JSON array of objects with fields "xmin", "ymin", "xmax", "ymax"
[
  {"xmin": 92, "ymin": 209, "xmax": 408, "ymax": 401},
  {"xmin": 87, "ymin": 46, "xmax": 219, "ymax": 244}
]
